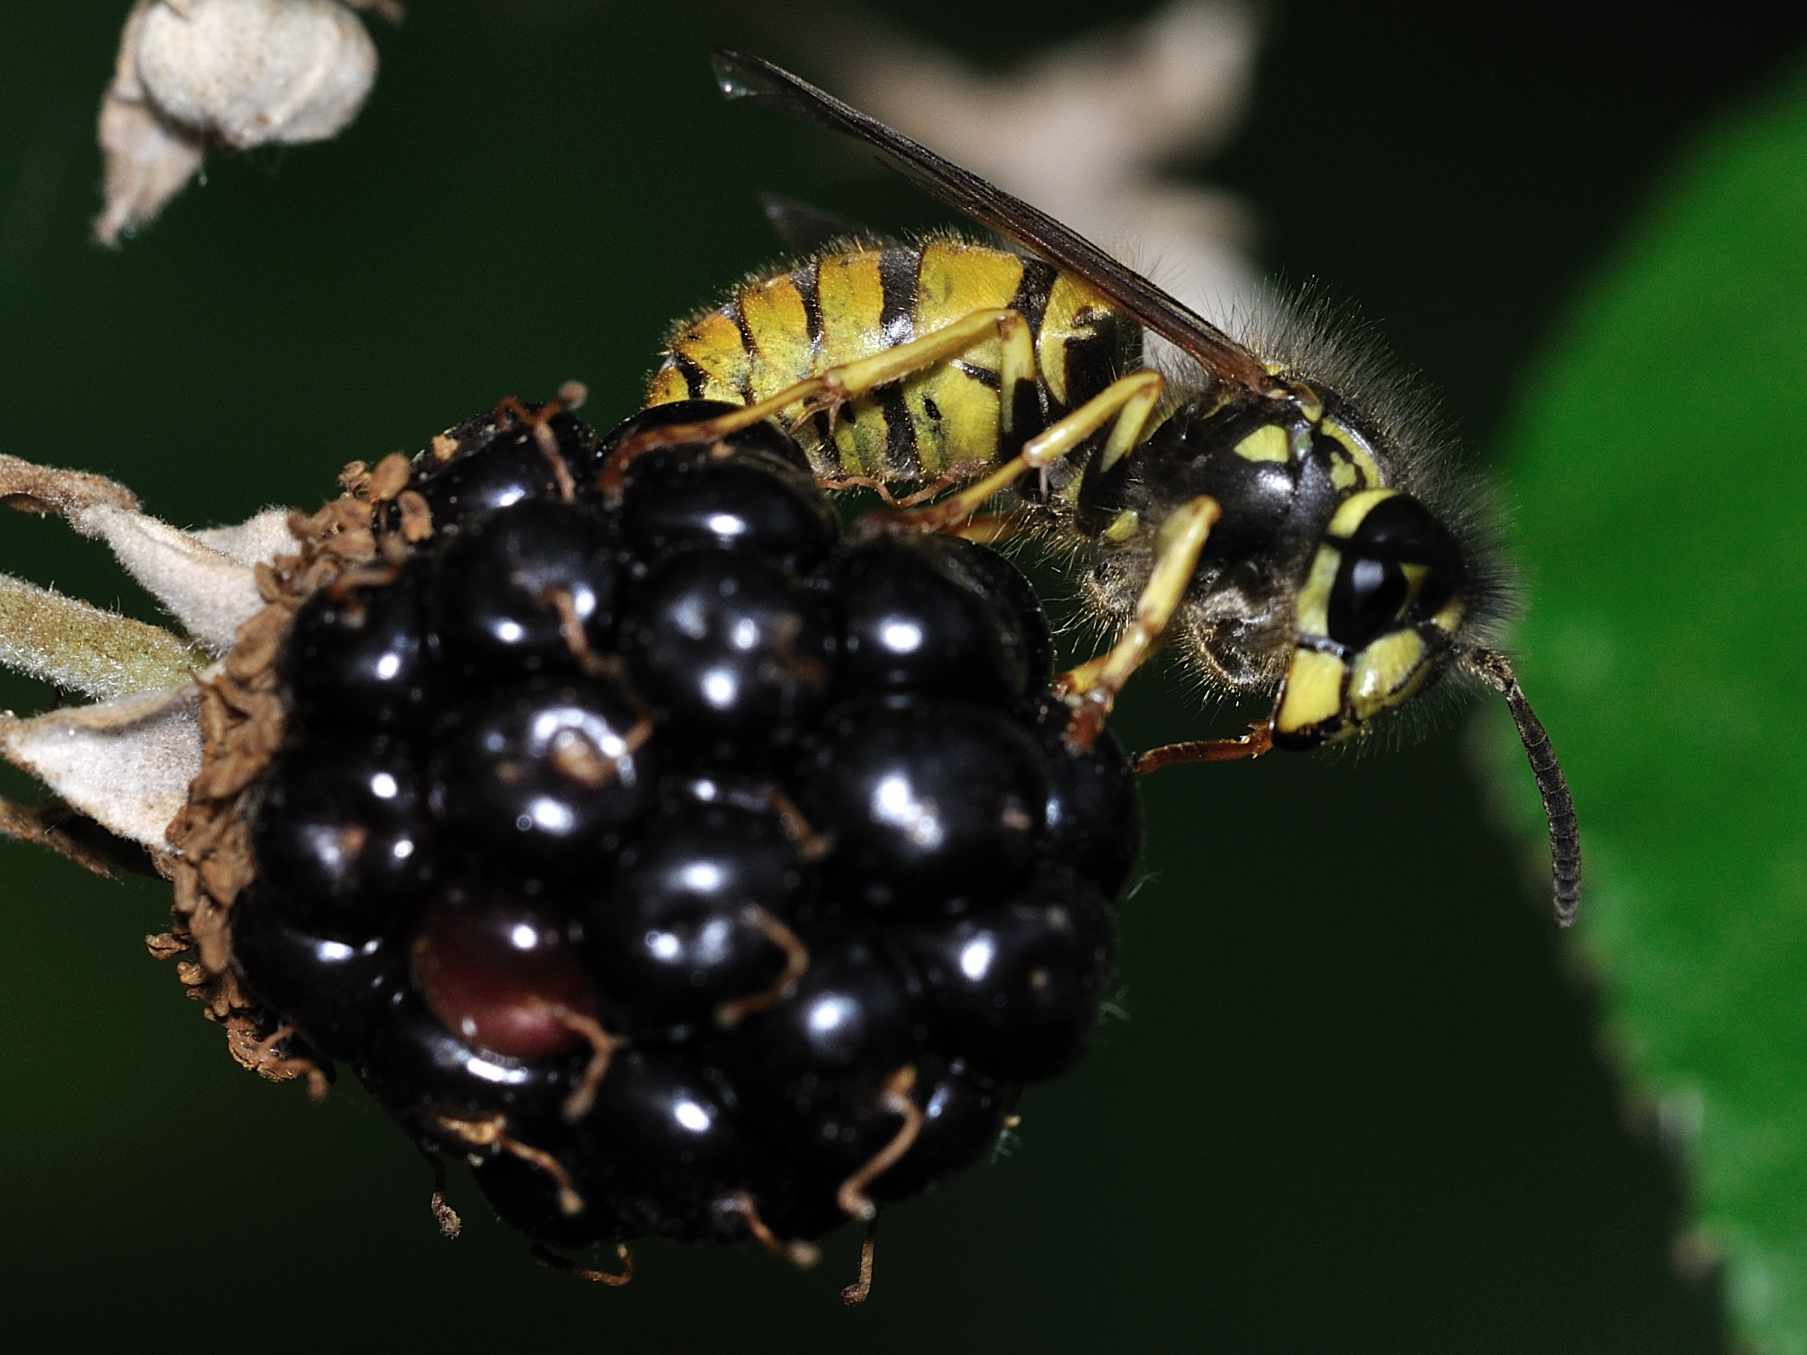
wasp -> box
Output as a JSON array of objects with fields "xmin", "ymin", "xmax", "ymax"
[{"xmin": 609, "ymin": 51, "xmax": 1580, "ymax": 925}]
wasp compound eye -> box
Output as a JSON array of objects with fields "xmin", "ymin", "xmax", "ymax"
[
  {"xmin": 1328, "ymin": 555, "xmax": 1408, "ymax": 649},
  {"xmin": 1328, "ymin": 495, "xmax": 1468, "ymax": 649}
]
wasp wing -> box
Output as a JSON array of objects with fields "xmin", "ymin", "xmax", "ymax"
[
  {"xmin": 757, "ymin": 191, "xmax": 878, "ymax": 255},
  {"xmin": 712, "ymin": 49, "xmax": 1271, "ymax": 394}
]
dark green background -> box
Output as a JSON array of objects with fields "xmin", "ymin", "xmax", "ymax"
[{"xmin": 2, "ymin": 4, "xmax": 1797, "ymax": 1350}]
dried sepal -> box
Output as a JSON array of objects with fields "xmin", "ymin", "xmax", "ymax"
[
  {"xmin": 75, "ymin": 505, "xmax": 267, "ymax": 653},
  {"xmin": 0, "ymin": 796, "xmax": 147, "ymax": 880},
  {"xmin": 0, "ymin": 454, "xmax": 321, "ymax": 862},
  {"xmin": 3, "ymin": 454, "xmax": 286, "ymax": 654},
  {"xmin": 0, "ymin": 682, "xmax": 205, "ymax": 849},
  {"xmin": 0, "ymin": 573, "xmax": 202, "ymax": 702},
  {"xmin": 0, "ymin": 452, "xmax": 140, "ymax": 516},
  {"xmin": 194, "ymin": 508, "xmax": 305, "ymax": 569}
]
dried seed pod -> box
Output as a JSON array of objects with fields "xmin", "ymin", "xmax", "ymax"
[
  {"xmin": 134, "ymin": 0, "xmax": 380, "ymax": 149},
  {"xmin": 95, "ymin": 0, "xmax": 398, "ymax": 246}
]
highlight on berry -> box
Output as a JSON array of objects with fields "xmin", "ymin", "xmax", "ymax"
[{"xmin": 620, "ymin": 50, "xmax": 1578, "ymax": 926}]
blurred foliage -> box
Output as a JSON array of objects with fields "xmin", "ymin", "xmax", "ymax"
[
  {"xmin": 3, "ymin": 3, "xmax": 1801, "ymax": 1352},
  {"xmin": 1496, "ymin": 56, "xmax": 1807, "ymax": 1355}
]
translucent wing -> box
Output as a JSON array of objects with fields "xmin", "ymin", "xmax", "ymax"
[
  {"xmin": 757, "ymin": 191, "xmax": 875, "ymax": 255},
  {"xmin": 712, "ymin": 50, "xmax": 1272, "ymax": 394}
]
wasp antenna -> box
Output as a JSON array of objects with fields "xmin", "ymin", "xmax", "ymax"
[{"xmin": 1464, "ymin": 649, "xmax": 1581, "ymax": 927}]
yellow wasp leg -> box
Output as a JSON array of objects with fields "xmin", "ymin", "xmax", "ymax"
[
  {"xmin": 947, "ymin": 512, "xmax": 1030, "ymax": 545},
  {"xmin": 604, "ymin": 308, "xmax": 1036, "ymax": 488},
  {"xmin": 880, "ymin": 369, "xmax": 1167, "ymax": 534},
  {"xmin": 1060, "ymin": 494, "xmax": 1221, "ymax": 750}
]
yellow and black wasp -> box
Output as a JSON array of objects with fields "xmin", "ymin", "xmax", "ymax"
[{"xmin": 611, "ymin": 51, "xmax": 1580, "ymax": 924}]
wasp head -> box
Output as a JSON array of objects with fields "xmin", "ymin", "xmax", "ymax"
[{"xmin": 1272, "ymin": 488, "xmax": 1470, "ymax": 748}]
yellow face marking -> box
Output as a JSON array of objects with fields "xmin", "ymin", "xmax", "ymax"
[
  {"xmin": 1317, "ymin": 418, "xmax": 1384, "ymax": 489},
  {"xmin": 1329, "ymin": 454, "xmax": 1359, "ymax": 490},
  {"xmin": 1431, "ymin": 596, "xmax": 1467, "ymax": 635},
  {"xmin": 1291, "ymin": 383, "xmax": 1324, "ymax": 424},
  {"xmin": 739, "ymin": 275, "xmax": 813, "ymax": 396},
  {"xmin": 1036, "ymin": 271, "xmax": 1115, "ymax": 407},
  {"xmin": 1103, "ymin": 508, "xmax": 1140, "ymax": 542},
  {"xmin": 1399, "ymin": 561, "xmax": 1433, "ymax": 614},
  {"xmin": 1276, "ymin": 648, "xmax": 1347, "ymax": 737},
  {"xmin": 1348, "ymin": 630, "xmax": 1431, "ymax": 722},
  {"xmin": 1328, "ymin": 487, "xmax": 1398, "ymax": 540},
  {"xmin": 1293, "ymin": 544, "xmax": 1342, "ymax": 637},
  {"xmin": 1233, "ymin": 423, "xmax": 1292, "ymax": 464}
]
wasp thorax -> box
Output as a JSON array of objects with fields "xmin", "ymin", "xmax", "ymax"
[{"xmin": 1276, "ymin": 489, "xmax": 1470, "ymax": 747}]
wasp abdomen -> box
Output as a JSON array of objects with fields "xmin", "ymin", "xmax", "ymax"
[{"xmin": 647, "ymin": 237, "xmax": 1137, "ymax": 488}]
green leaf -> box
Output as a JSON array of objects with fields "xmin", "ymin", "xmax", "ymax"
[{"xmin": 1493, "ymin": 58, "xmax": 1807, "ymax": 1355}]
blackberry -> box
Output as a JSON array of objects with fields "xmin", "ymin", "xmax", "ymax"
[
  {"xmin": 411, "ymin": 894, "xmax": 603, "ymax": 1060},
  {"xmin": 281, "ymin": 570, "xmax": 435, "ymax": 728},
  {"xmin": 431, "ymin": 498, "xmax": 623, "ymax": 671},
  {"xmin": 619, "ymin": 550, "xmax": 832, "ymax": 755},
  {"xmin": 249, "ymin": 736, "xmax": 427, "ymax": 934},
  {"xmin": 587, "ymin": 802, "xmax": 812, "ymax": 1030},
  {"xmin": 227, "ymin": 892, "xmax": 395, "ymax": 1062},
  {"xmin": 408, "ymin": 401, "xmax": 603, "ymax": 530},
  {"xmin": 829, "ymin": 536, "xmax": 1040, "ymax": 702},
  {"xmin": 216, "ymin": 396, "xmax": 1143, "ymax": 1295},
  {"xmin": 426, "ymin": 675, "xmax": 657, "ymax": 869},
  {"xmin": 898, "ymin": 865, "xmax": 1117, "ymax": 1083}
]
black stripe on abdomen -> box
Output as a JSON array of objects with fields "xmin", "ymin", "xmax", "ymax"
[
  {"xmin": 1009, "ymin": 258, "xmax": 1057, "ymax": 342},
  {"xmin": 878, "ymin": 246, "xmax": 918, "ymax": 347},
  {"xmin": 877, "ymin": 246, "xmax": 922, "ymax": 478},
  {"xmin": 671, "ymin": 352, "xmax": 710, "ymax": 400},
  {"xmin": 794, "ymin": 258, "xmax": 824, "ymax": 354}
]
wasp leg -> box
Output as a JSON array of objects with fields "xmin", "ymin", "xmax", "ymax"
[
  {"xmin": 606, "ymin": 308, "xmax": 1037, "ymax": 485},
  {"xmin": 874, "ymin": 369, "xmax": 1166, "ymax": 535},
  {"xmin": 1060, "ymin": 494, "xmax": 1221, "ymax": 751},
  {"xmin": 816, "ymin": 464, "xmax": 985, "ymax": 509},
  {"xmin": 1133, "ymin": 721, "xmax": 1275, "ymax": 775},
  {"xmin": 947, "ymin": 511, "xmax": 1030, "ymax": 545}
]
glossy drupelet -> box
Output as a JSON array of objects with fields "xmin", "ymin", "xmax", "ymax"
[{"xmin": 229, "ymin": 398, "xmax": 1142, "ymax": 1274}]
